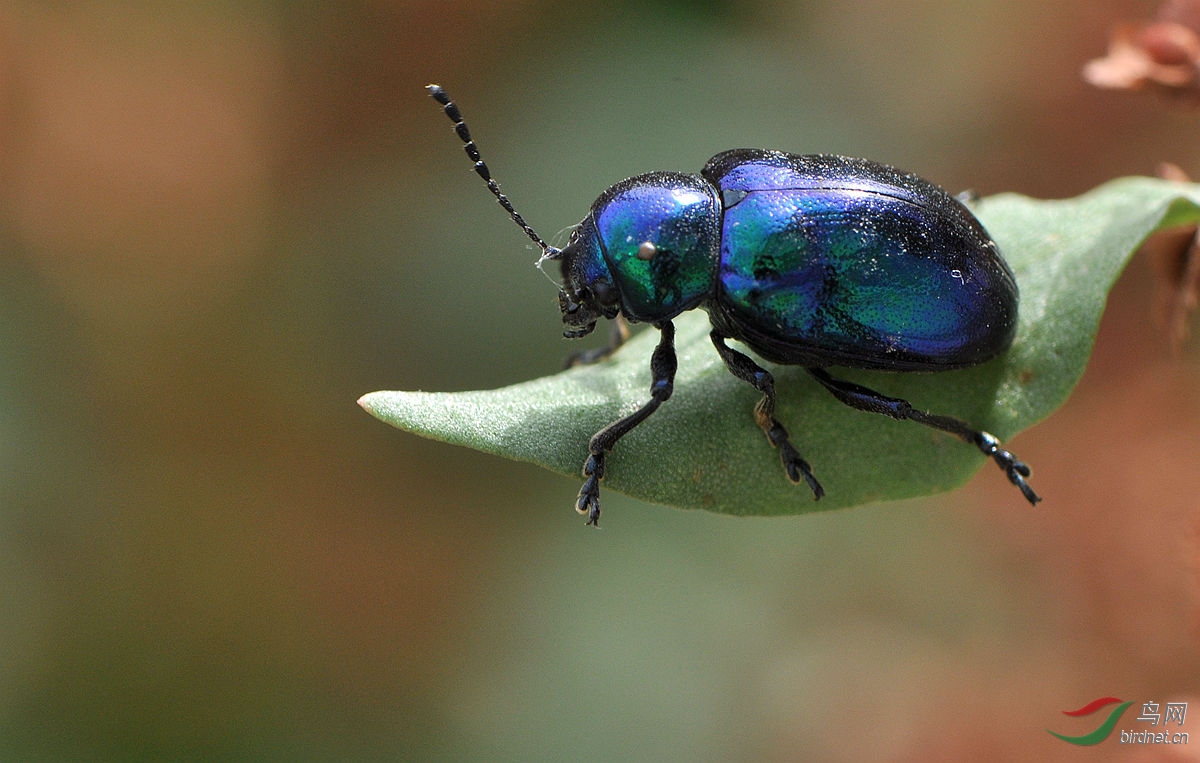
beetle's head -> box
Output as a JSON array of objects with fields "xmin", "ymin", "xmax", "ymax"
[
  {"xmin": 556, "ymin": 172, "xmax": 721, "ymax": 337},
  {"xmin": 556, "ymin": 215, "xmax": 620, "ymax": 339}
]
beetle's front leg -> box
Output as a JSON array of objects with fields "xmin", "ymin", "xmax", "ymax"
[
  {"xmin": 806, "ymin": 367, "xmax": 1041, "ymax": 505},
  {"xmin": 711, "ymin": 332, "xmax": 824, "ymax": 499},
  {"xmin": 576, "ymin": 320, "xmax": 676, "ymax": 526}
]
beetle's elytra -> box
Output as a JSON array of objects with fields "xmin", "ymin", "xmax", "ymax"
[{"xmin": 426, "ymin": 84, "xmax": 1039, "ymax": 526}]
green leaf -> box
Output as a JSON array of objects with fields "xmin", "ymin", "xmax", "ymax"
[{"xmin": 360, "ymin": 177, "xmax": 1200, "ymax": 516}]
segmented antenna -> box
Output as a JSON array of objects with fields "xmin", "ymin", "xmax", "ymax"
[{"xmin": 426, "ymin": 84, "xmax": 560, "ymax": 259}]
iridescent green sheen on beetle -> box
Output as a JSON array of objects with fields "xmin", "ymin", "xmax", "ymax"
[{"xmin": 425, "ymin": 84, "xmax": 1039, "ymax": 527}]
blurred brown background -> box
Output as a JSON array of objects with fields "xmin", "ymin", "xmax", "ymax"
[{"xmin": 2, "ymin": 1, "xmax": 1199, "ymax": 760}]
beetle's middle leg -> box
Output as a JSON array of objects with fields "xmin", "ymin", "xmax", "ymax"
[
  {"xmin": 806, "ymin": 367, "xmax": 1040, "ymax": 505},
  {"xmin": 711, "ymin": 332, "xmax": 824, "ymax": 500}
]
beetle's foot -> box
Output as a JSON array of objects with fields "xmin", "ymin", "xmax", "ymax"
[
  {"xmin": 760, "ymin": 409, "xmax": 823, "ymax": 500},
  {"xmin": 576, "ymin": 474, "xmax": 602, "ymax": 527},
  {"xmin": 779, "ymin": 441, "xmax": 824, "ymax": 500},
  {"xmin": 997, "ymin": 453, "xmax": 1040, "ymax": 505},
  {"xmin": 577, "ymin": 454, "xmax": 605, "ymax": 527},
  {"xmin": 976, "ymin": 432, "xmax": 1041, "ymax": 505}
]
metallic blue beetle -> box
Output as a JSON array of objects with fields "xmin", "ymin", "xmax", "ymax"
[{"xmin": 428, "ymin": 84, "xmax": 1039, "ymax": 526}]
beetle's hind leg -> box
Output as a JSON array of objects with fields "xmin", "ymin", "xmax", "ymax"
[
  {"xmin": 576, "ymin": 320, "xmax": 677, "ymax": 526},
  {"xmin": 565, "ymin": 315, "xmax": 631, "ymax": 368},
  {"xmin": 711, "ymin": 332, "xmax": 824, "ymax": 499},
  {"xmin": 806, "ymin": 367, "xmax": 1040, "ymax": 505}
]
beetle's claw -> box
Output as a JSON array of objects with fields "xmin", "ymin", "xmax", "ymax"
[
  {"xmin": 804, "ymin": 472, "xmax": 826, "ymax": 501},
  {"xmin": 779, "ymin": 442, "xmax": 824, "ymax": 500}
]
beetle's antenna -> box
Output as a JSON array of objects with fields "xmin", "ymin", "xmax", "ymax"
[{"xmin": 427, "ymin": 84, "xmax": 561, "ymax": 261}]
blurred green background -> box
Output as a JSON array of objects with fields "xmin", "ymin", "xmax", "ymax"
[{"xmin": 3, "ymin": 1, "xmax": 1200, "ymax": 760}]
